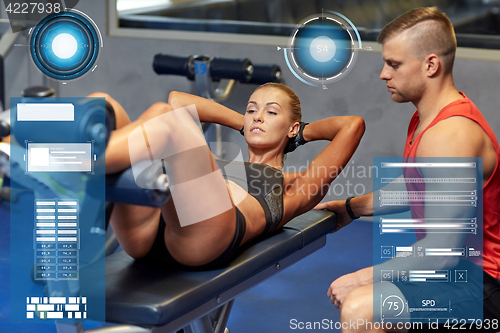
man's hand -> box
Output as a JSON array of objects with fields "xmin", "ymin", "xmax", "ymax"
[
  {"xmin": 314, "ymin": 200, "xmax": 354, "ymax": 232},
  {"xmin": 327, "ymin": 267, "xmax": 373, "ymax": 308}
]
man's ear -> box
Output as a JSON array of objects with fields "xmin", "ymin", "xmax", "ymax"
[
  {"xmin": 426, "ymin": 54, "xmax": 440, "ymax": 77},
  {"xmin": 289, "ymin": 122, "xmax": 300, "ymax": 138}
]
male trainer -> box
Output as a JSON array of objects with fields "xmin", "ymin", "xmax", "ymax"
[{"xmin": 316, "ymin": 7, "xmax": 500, "ymax": 332}]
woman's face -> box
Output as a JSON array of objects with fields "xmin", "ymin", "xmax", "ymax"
[{"xmin": 244, "ymin": 87, "xmax": 295, "ymax": 150}]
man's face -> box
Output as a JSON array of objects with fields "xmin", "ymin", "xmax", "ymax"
[{"xmin": 380, "ymin": 32, "xmax": 426, "ymax": 104}]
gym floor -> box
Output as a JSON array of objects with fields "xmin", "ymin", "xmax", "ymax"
[{"xmin": 0, "ymin": 197, "xmax": 372, "ymax": 332}]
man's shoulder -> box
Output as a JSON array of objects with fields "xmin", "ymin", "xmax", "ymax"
[
  {"xmin": 424, "ymin": 116, "xmax": 480, "ymax": 141},
  {"xmin": 418, "ymin": 116, "xmax": 486, "ymax": 157},
  {"xmin": 440, "ymin": 92, "xmax": 477, "ymax": 113},
  {"xmin": 429, "ymin": 92, "xmax": 487, "ymax": 140}
]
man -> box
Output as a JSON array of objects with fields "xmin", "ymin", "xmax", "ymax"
[{"xmin": 316, "ymin": 7, "xmax": 500, "ymax": 332}]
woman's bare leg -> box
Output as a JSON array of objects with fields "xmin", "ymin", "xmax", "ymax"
[
  {"xmin": 110, "ymin": 203, "xmax": 162, "ymax": 258},
  {"xmin": 102, "ymin": 99, "xmax": 173, "ymax": 174},
  {"xmin": 87, "ymin": 92, "xmax": 131, "ymax": 129},
  {"xmin": 128, "ymin": 104, "xmax": 238, "ymax": 266},
  {"xmin": 90, "ymin": 93, "xmax": 170, "ymax": 258},
  {"xmin": 160, "ymin": 150, "xmax": 237, "ymax": 267},
  {"xmin": 104, "ymin": 97, "xmax": 239, "ymax": 266}
]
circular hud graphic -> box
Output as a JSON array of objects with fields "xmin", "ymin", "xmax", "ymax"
[
  {"xmin": 30, "ymin": 11, "xmax": 100, "ymax": 81},
  {"xmin": 286, "ymin": 12, "xmax": 361, "ymax": 87}
]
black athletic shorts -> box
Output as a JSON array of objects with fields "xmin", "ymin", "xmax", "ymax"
[{"xmin": 137, "ymin": 207, "xmax": 247, "ymax": 270}]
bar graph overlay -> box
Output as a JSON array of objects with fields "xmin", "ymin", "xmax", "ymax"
[
  {"xmin": 379, "ymin": 218, "xmax": 477, "ymax": 234},
  {"xmin": 379, "ymin": 190, "xmax": 477, "ymax": 207},
  {"xmin": 409, "ymin": 270, "xmax": 449, "ymax": 282},
  {"xmin": 34, "ymin": 199, "xmax": 79, "ymax": 281},
  {"xmin": 425, "ymin": 248, "xmax": 465, "ymax": 257},
  {"xmin": 373, "ymin": 157, "xmax": 483, "ymax": 323}
]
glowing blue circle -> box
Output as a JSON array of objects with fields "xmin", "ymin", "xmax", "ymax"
[
  {"xmin": 310, "ymin": 36, "xmax": 336, "ymax": 62},
  {"xmin": 52, "ymin": 33, "xmax": 78, "ymax": 59},
  {"xmin": 286, "ymin": 12, "xmax": 360, "ymax": 87},
  {"xmin": 30, "ymin": 12, "xmax": 100, "ymax": 80}
]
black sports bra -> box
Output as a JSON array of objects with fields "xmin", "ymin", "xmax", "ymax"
[{"xmin": 215, "ymin": 159, "xmax": 284, "ymax": 235}]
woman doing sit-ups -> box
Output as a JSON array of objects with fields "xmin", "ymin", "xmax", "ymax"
[{"xmin": 91, "ymin": 83, "xmax": 365, "ymax": 269}]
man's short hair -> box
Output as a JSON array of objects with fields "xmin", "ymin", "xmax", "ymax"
[{"xmin": 377, "ymin": 7, "xmax": 457, "ymax": 73}]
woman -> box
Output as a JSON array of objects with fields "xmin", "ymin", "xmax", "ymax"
[{"xmin": 92, "ymin": 83, "xmax": 365, "ymax": 269}]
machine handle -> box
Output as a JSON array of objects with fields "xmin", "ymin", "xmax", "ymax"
[
  {"xmin": 153, "ymin": 54, "xmax": 256, "ymax": 83},
  {"xmin": 209, "ymin": 57, "xmax": 253, "ymax": 83},
  {"xmin": 249, "ymin": 64, "xmax": 282, "ymax": 85},
  {"xmin": 153, "ymin": 54, "xmax": 195, "ymax": 80}
]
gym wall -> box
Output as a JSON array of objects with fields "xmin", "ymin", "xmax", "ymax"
[{"xmin": 6, "ymin": 0, "xmax": 500, "ymax": 201}]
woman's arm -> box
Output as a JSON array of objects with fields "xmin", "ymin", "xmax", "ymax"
[
  {"xmin": 301, "ymin": 116, "xmax": 364, "ymax": 142},
  {"xmin": 168, "ymin": 91, "xmax": 243, "ymax": 131},
  {"xmin": 283, "ymin": 116, "xmax": 365, "ymax": 219}
]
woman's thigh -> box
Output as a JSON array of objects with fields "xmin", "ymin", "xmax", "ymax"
[
  {"xmin": 159, "ymin": 146, "xmax": 238, "ymax": 267},
  {"xmin": 109, "ymin": 203, "xmax": 162, "ymax": 259},
  {"xmin": 111, "ymin": 103, "xmax": 244, "ymax": 267},
  {"xmin": 106, "ymin": 100, "xmax": 179, "ymax": 258},
  {"xmin": 135, "ymin": 105, "xmax": 240, "ymax": 266}
]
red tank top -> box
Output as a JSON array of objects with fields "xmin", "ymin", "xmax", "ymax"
[{"xmin": 403, "ymin": 93, "xmax": 500, "ymax": 279}]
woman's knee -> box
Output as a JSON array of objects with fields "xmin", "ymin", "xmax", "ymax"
[
  {"xmin": 88, "ymin": 92, "xmax": 111, "ymax": 100},
  {"xmin": 138, "ymin": 102, "xmax": 173, "ymax": 122},
  {"xmin": 88, "ymin": 92, "xmax": 130, "ymax": 125}
]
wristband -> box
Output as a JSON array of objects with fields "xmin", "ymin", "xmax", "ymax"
[
  {"xmin": 283, "ymin": 122, "xmax": 309, "ymax": 154},
  {"xmin": 345, "ymin": 196, "xmax": 358, "ymax": 220},
  {"xmin": 239, "ymin": 126, "xmax": 245, "ymax": 136},
  {"xmin": 295, "ymin": 122, "xmax": 309, "ymax": 146}
]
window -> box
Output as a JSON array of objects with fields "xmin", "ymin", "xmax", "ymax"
[{"xmin": 110, "ymin": 0, "xmax": 500, "ymax": 49}]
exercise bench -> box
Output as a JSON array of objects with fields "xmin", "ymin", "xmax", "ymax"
[{"xmin": 87, "ymin": 209, "xmax": 336, "ymax": 333}]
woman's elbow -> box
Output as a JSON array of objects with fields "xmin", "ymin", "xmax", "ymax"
[
  {"xmin": 168, "ymin": 91, "xmax": 182, "ymax": 108},
  {"xmin": 347, "ymin": 116, "xmax": 365, "ymax": 140}
]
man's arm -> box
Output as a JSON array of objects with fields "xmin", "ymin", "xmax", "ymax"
[
  {"xmin": 326, "ymin": 116, "xmax": 489, "ymax": 306},
  {"xmin": 315, "ymin": 176, "xmax": 410, "ymax": 232}
]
